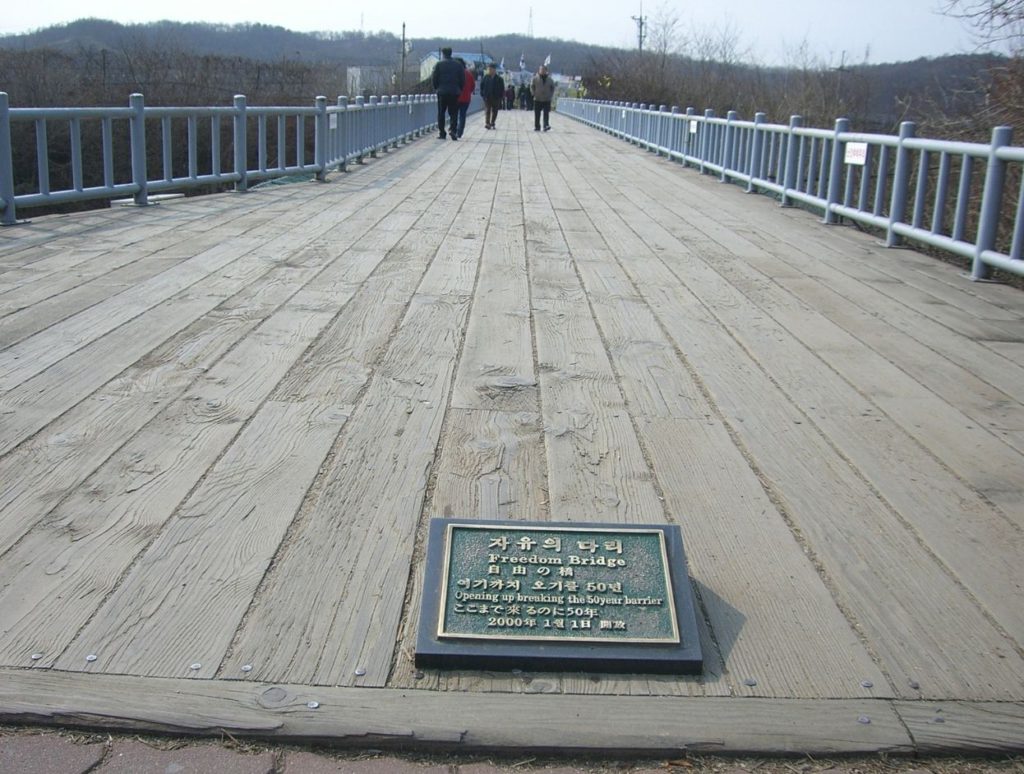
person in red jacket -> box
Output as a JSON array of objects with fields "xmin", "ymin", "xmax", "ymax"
[{"xmin": 456, "ymin": 59, "xmax": 476, "ymax": 139}]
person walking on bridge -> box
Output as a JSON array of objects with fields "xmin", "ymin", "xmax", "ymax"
[
  {"xmin": 531, "ymin": 65, "xmax": 555, "ymax": 132},
  {"xmin": 432, "ymin": 47, "xmax": 464, "ymax": 141},
  {"xmin": 480, "ymin": 63, "xmax": 505, "ymax": 130},
  {"xmin": 456, "ymin": 59, "xmax": 476, "ymax": 138}
]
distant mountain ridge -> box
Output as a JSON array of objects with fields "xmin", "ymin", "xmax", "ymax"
[{"xmin": 0, "ymin": 18, "xmax": 610, "ymax": 73}]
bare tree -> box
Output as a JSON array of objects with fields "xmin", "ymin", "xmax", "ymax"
[{"xmin": 943, "ymin": 0, "xmax": 1024, "ymax": 51}]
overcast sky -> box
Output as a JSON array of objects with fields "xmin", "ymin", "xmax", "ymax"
[{"xmin": 0, "ymin": 0, "xmax": 985, "ymax": 66}]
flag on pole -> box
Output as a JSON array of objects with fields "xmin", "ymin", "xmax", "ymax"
[
  {"xmin": 499, "ymin": 57, "xmax": 505, "ymax": 69},
  {"xmin": 519, "ymin": 53, "xmax": 525, "ymax": 70},
  {"xmin": 544, "ymin": 54, "xmax": 551, "ymax": 67}
]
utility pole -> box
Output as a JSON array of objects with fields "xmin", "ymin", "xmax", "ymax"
[
  {"xmin": 400, "ymin": 23, "xmax": 408, "ymax": 94},
  {"xmin": 632, "ymin": 1, "xmax": 647, "ymax": 53}
]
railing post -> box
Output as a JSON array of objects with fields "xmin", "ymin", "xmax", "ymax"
[
  {"xmin": 824, "ymin": 117, "xmax": 850, "ymax": 224},
  {"xmin": 663, "ymin": 104, "xmax": 671, "ymax": 155},
  {"xmin": 670, "ymin": 106, "xmax": 680, "ymax": 160},
  {"xmin": 972, "ymin": 125, "xmax": 1014, "ymax": 280},
  {"xmin": 699, "ymin": 109, "xmax": 715, "ymax": 174},
  {"xmin": 233, "ymin": 94, "xmax": 247, "ymax": 193},
  {"xmin": 683, "ymin": 107, "xmax": 695, "ymax": 166},
  {"xmin": 337, "ymin": 97, "xmax": 349, "ymax": 171},
  {"xmin": 0, "ymin": 92, "xmax": 18, "ymax": 225},
  {"xmin": 781, "ymin": 114, "xmax": 802, "ymax": 207},
  {"xmin": 129, "ymin": 93, "xmax": 148, "ymax": 207},
  {"xmin": 314, "ymin": 95, "xmax": 328, "ymax": 181},
  {"xmin": 369, "ymin": 96, "xmax": 380, "ymax": 157},
  {"xmin": 747, "ymin": 112, "xmax": 766, "ymax": 193},
  {"xmin": 722, "ymin": 110, "xmax": 738, "ymax": 182},
  {"xmin": 886, "ymin": 121, "xmax": 916, "ymax": 246},
  {"xmin": 355, "ymin": 96, "xmax": 366, "ymax": 164}
]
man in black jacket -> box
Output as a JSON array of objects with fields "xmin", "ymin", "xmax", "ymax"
[
  {"xmin": 479, "ymin": 63, "xmax": 505, "ymax": 130},
  {"xmin": 432, "ymin": 47, "xmax": 465, "ymax": 141}
]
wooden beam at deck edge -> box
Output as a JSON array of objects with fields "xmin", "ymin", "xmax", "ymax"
[{"xmin": 5, "ymin": 667, "xmax": 1014, "ymax": 755}]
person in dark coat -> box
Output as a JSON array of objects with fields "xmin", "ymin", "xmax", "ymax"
[
  {"xmin": 504, "ymin": 83, "xmax": 516, "ymax": 110},
  {"xmin": 431, "ymin": 47, "xmax": 465, "ymax": 141},
  {"xmin": 479, "ymin": 63, "xmax": 505, "ymax": 130}
]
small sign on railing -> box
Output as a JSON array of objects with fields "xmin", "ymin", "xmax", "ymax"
[{"xmin": 844, "ymin": 142, "xmax": 868, "ymax": 166}]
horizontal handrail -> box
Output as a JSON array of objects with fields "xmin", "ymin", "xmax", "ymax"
[
  {"xmin": 0, "ymin": 91, "xmax": 449, "ymax": 224},
  {"xmin": 559, "ymin": 98, "xmax": 1024, "ymax": 281}
]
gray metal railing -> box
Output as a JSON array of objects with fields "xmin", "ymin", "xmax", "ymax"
[
  {"xmin": 0, "ymin": 91, "xmax": 451, "ymax": 224},
  {"xmin": 560, "ymin": 99, "xmax": 1024, "ymax": 281}
]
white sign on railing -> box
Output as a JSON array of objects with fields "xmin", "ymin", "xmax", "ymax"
[{"xmin": 844, "ymin": 142, "xmax": 868, "ymax": 166}]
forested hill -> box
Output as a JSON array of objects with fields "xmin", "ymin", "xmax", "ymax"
[
  {"xmin": 0, "ymin": 18, "xmax": 611, "ymax": 74},
  {"xmin": 0, "ymin": 17, "xmax": 1004, "ymax": 134}
]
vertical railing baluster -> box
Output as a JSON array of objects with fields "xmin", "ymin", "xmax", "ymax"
[
  {"xmin": 337, "ymin": 96, "xmax": 348, "ymax": 171},
  {"xmin": 824, "ymin": 118, "xmax": 849, "ymax": 224},
  {"xmin": 36, "ymin": 118, "xmax": 49, "ymax": 196},
  {"xmin": 101, "ymin": 117, "xmax": 114, "ymax": 190},
  {"xmin": 162, "ymin": 115, "xmax": 173, "ymax": 183},
  {"xmin": 188, "ymin": 115, "xmax": 198, "ymax": 180},
  {"xmin": 722, "ymin": 110, "xmax": 737, "ymax": 182},
  {"xmin": 886, "ymin": 121, "xmax": 915, "ymax": 247},
  {"xmin": 1009, "ymin": 175, "xmax": 1024, "ymax": 262},
  {"xmin": 912, "ymin": 148, "xmax": 929, "ymax": 229},
  {"xmin": 781, "ymin": 115, "xmax": 801, "ymax": 206},
  {"xmin": 0, "ymin": 92, "xmax": 17, "ymax": 224},
  {"xmin": 233, "ymin": 95, "xmax": 247, "ymax": 191},
  {"xmin": 932, "ymin": 151, "xmax": 951, "ymax": 235},
  {"xmin": 972, "ymin": 125, "xmax": 1013, "ymax": 279},
  {"xmin": 857, "ymin": 145, "xmax": 872, "ymax": 213},
  {"xmin": 130, "ymin": 93, "xmax": 148, "ymax": 206},
  {"xmin": 70, "ymin": 117, "xmax": 83, "ymax": 191},
  {"xmin": 953, "ymin": 154, "xmax": 972, "ymax": 242},
  {"xmin": 874, "ymin": 145, "xmax": 889, "ymax": 217},
  {"xmin": 212, "ymin": 114, "xmax": 222, "ymax": 177},
  {"xmin": 315, "ymin": 95, "xmax": 327, "ymax": 180}
]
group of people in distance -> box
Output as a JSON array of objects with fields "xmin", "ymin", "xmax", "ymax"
[{"xmin": 431, "ymin": 47, "xmax": 555, "ymax": 141}]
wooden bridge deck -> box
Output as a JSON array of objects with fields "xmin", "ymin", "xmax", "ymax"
[{"xmin": 1, "ymin": 108, "xmax": 1023, "ymax": 756}]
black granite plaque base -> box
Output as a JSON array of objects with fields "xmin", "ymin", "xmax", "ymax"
[{"xmin": 414, "ymin": 518, "xmax": 703, "ymax": 674}]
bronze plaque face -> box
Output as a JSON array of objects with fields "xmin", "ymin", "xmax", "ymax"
[{"xmin": 437, "ymin": 523, "xmax": 680, "ymax": 644}]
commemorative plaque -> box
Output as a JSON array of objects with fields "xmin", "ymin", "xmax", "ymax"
[{"xmin": 415, "ymin": 519, "xmax": 703, "ymax": 673}]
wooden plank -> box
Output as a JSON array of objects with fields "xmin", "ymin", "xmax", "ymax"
[
  {"xmin": 0, "ymin": 261, "xmax": 319, "ymax": 557},
  {"xmin": 0, "ymin": 144, "xmax": 464, "ymax": 458},
  {"xmin": 389, "ymin": 408, "xmax": 549, "ymax": 691},
  {"xmin": 0, "ymin": 247, "xmax": 278, "ymax": 460},
  {"xmin": 573, "ymin": 179, "xmax": 1024, "ymax": 638},
  {"xmin": 669, "ymin": 257, "xmax": 1024, "ymax": 640},
  {"xmin": 0, "ymin": 238, "xmax": 265, "ymax": 390},
  {"xmin": 222, "ymin": 161, "xmax": 489, "ymax": 688},
  {"xmin": 522, "ymin": 144, "xmax": 663, "ymax": 527},
  {"xmin": 533, "ymin": 133, "xmax": 1024, "ymax": 700},
  {"xmin": 449, "ymin": 226, "xmax": 537, "ymax": 413},
  {"xmin": 49, "ymin": 158, "xmax": 480, "ymax": 679},
  {"xmin": 0, "ymin": 254, "xmax": 186, "ymax": 347},
  {"xmin": 54, "ymin": 400, "xmax": 350, "ymax": 678},
  {"xmin": 0, "ymin": 668, "xmax": 916, "ymax": 755},
  {"xmin": 1, "ymin": 196, "xmax": 444, "ymax": 648},
  {"xmin": 546, "ymin": 178, "xmax": 888, "ymax": 699},
  {"xmin": 2, "ymin": 303, "xmax": 338, "ymax": 668},
  {"xmin": 896, "ymin": 700, "xmax": 1024, "ymax": 753},
  {"xmin": 427, "ymin": 409, "xmax": 547, "ymax": 523}
]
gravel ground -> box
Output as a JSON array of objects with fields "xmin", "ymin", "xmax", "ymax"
[{"xmin": 2, "ymin": 725, "xmax": 1023, "ymax": 773}]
